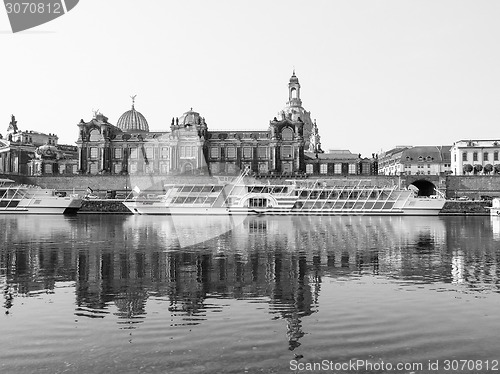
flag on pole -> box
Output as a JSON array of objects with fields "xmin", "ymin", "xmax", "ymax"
[{"xmin": 133, "ymin": 186, "xmax": 141, "ymax": 193}]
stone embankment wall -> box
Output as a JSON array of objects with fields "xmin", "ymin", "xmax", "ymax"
[
  {"xmin": 446, "ymin": 176, "xmax": 500, "ymax": 199},
  {"xmin": 439, "ymin": 201, "xmax": 491, "ymax": 215},
  {"xmin": 7, "ymin": 175, "xmax": 219, "ymax": 195},
  {"xmin": 4, "ymin": 174, "xmax": 403, "ymax": 194},
  {"xmin": 79, "ymin": 200, "xmax": 131, "ymax": 214}
]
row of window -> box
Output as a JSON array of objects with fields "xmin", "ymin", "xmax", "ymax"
[
  {"xmin": 87, "ymin": 162, "xmax": 172, "ymax": 175},
  {"xmin": 89, "ymin": 147, "xmax": 174, "ymax": 160},
  {"xmin": 306, "ymin": 163, "xmax": 358, "ymax": 174},
  {"xmin": 210, "ymin": 146, "xmax": 294, "ymax": 159},
  {"xmin": 89, "ymin": 145, "xmax": 297, "ymax": 161},
  {"xmin": 461, "ymin": 151, "xmax": 499, "ymax": 162}
]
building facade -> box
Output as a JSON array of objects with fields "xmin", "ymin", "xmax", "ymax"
[
  {"xmin": 76, "ymin": 73, "xmax": 378, "ymax": 178},
  {"xmin": 450, "ymin": 139, "xmax": 500, "ymax": 175},
  {"xmin": 0, "ymin": 115, "xmax": 78, "ymax": 175},
  {"xmin": 378, "ymin": 146, "xmax": 451, "ymax": 176}
]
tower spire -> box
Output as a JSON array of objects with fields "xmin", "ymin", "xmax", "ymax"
[
  {"xmin": 288, "ymin": 70, "xmax": 301, "ymax": 105},
  {"xmin": 130, "ymin": 95, "xmax": 137, "ymax": 109}
]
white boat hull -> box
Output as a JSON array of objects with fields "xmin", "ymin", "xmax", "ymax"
[
  {"xmin": 0, "ymin": 180, "xmax": 82, "ymax": 214},
  {"xmin": 123, "ymin": 199, "xmax": 445, "ymax": 216},
  {"xmin": 0, "ymin": 197, "xmax": 82, "ymax": 214}
]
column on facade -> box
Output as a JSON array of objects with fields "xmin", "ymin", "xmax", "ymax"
[
  {"xmin": 271, "ymin": 143, "xmax": 278, "ymax": 172},
  {"xmin": 100, "ymin": 146, "xmax": 105, "ymax": 172},
  {"xmin": 295, "ymin": 145, "xmax": 300, "ymax": 171},
  {"xmin": 170, "ymin": 145, "xmax": 175, "ymax": 172},
  {"xmin": 7, "ymin": 152, "xmax": 12, "ymax": 173}
]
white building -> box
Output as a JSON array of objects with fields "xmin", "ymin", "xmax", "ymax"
[
  {"xmin": 378, "ymin": 146, "xmax": 451, "ymax": 176},
  {"xmin": 450, "ymin": 139, "xmax": 500, "ymax": 175}
]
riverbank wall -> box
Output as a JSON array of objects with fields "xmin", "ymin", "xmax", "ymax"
[{"xmin": 439, "ymin": 201, "xmax": 491, "ymax": 215}]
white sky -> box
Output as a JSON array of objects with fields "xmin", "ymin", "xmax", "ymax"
[{"xmin": 1, "ymin": 0, "xmax": 499, "ymax": 157}]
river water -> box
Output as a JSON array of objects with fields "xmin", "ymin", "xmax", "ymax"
[{"xmin": 1, "ymin": 214, "xmax": 500, "ymax": 374}]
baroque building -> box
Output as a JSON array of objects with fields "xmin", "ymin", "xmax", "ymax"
[
  {"xmin": 0, "ymin": 115, "xmax": 78, "ymax": 175},
  {"xmin": 76, "ymin": 73, "xmax": 378, "ymax": 178}
]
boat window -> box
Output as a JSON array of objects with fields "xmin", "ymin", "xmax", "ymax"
[
  {"xmin": 363, "ymin": 202, "xmax": 375, "ymax": 209},
  {"xmin": 248, "ymin": 198, "xmax": 268, "ymax": 208}
]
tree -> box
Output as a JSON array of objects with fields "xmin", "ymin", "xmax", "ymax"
[
  {"xmin": 463, "ymin": 164, "xmax": 473, "ymax": 174},
  {"xmin": 484, "ymin": 164, "xmax": 493, "ymax": 174},
  {"xmin": 474, "ymin": 164, "xmax": 483, "ymax": 174},
  {"xmin": 495, "ymin": 164, "xmax": 500, "ymax": 174}
]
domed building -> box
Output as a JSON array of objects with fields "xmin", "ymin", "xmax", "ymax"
[
  {"xmin": 177, "ymin": 108, "xmax": 202, "ymax": 127},
  {"xmin": 116, "ymin": 98, "xmax": 149, "ymax": 132},
  {"xmin": 0, "ymin": 115, "xmax": 78, "ymax": 176},
  {"xmin": 278, "ymin": 71, "xmax": 315, "ymax": 151},
  {"xmin": 74, "ymin": 75, "xmax": 377, "ymax": 180}
]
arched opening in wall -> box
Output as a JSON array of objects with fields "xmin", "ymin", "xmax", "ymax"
[
  {"xmin": 410, "ymin": 179, "xmax": 437, "ymax": 197},
  {"xmin": 282, "ymin": 127, "xmax": 293, "ymax": 141},
  {"xmin": 89, "ymin": 128, "xmax": 102, "ymax": 142},
  {"xmin": 183, "ymin": 162, "xmax": 193, "ymax": 175},
  {"xmin": 291, "ymin": 88, "xmax": 297, "ymax": 99}
]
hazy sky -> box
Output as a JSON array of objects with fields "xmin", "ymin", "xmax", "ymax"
[{"xmin": 1, "ymin": 0, "xmax": 499, "ymax": 157}]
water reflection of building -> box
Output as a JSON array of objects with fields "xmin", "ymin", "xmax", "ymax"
[{"xmin": 2, "ymin": 215, "xmax": 500, "ymax": 346}]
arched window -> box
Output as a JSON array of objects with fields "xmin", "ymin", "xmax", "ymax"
[
  {"xmin": 89, "ymin": 129, "xmax": 101, "ymax": 142},
  {"xmin": 291, "ymin": 88, "xmax": 297, "ymax": 99},
  {"xmin": 184, "ymin": 163, "xmax": 193, "ymax": 174},
  {"xmin": 282, "ymin": 127, "xmax": 293, "ymax": 141}
]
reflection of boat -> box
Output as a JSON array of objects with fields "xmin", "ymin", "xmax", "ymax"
[
  {"xmin": 122, "ymin": 176, "xmax": 446, "ymax": 216},
  {"xmin": 123, "ymin": 214, "xmax": 247, "ymax": 248},
  {"xmin": 490, "ymin": 216, "xmax": 500, "ymax": 240},
  {"xmin": 488, "ymin": 198, "xmax": 500, "ymax": 216},
  {"xmin": 0, "ymin": 179, "xmax": 82, "ymax": 214}
]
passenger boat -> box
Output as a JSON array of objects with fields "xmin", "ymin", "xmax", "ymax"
[
  {"xmin": 122, "ymin": 173, "xmax": 446, "ymax": 216},
  {"xmin": 0, "ymin": 178, "xmax": 82, "ymax": 214},
  {"xmin": 488, "ymin": 198, "xmax": 500, "ymax": 216}
]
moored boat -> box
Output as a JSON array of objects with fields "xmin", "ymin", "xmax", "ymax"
[
  {"xmin": 488, "ymin": 198, "xmax": 500, "ymax": 216},
  {"xmin": 0, "ymin": 178, "xmax": 82, "ymax": 214},
  {"xmin": 122, "ymin": 176, "xmax": 446, "ymax": 216}
]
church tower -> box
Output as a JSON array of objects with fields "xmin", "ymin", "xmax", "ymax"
[
  {"xmin": 287, "ymin": 70, "xmax": 302, "ymax": 107},
  {"xmin": 278, "ymin": 71, "xmax": 315, "ymax": 150}
]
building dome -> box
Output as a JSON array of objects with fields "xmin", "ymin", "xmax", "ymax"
[
  {"xmin": 116, "ymin": 100, "xmax": 149, "ymax": 132},
  {"xmin": 178, "ymin": 108, "xmax": 202, "ymax": 126},
  {"xmin": 289, "ymin": 70, "xmax": 299, "ymax": 84},
  {"xmin": 36, "ymin": 144, "xmax": 59, "ymax": 159}
]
